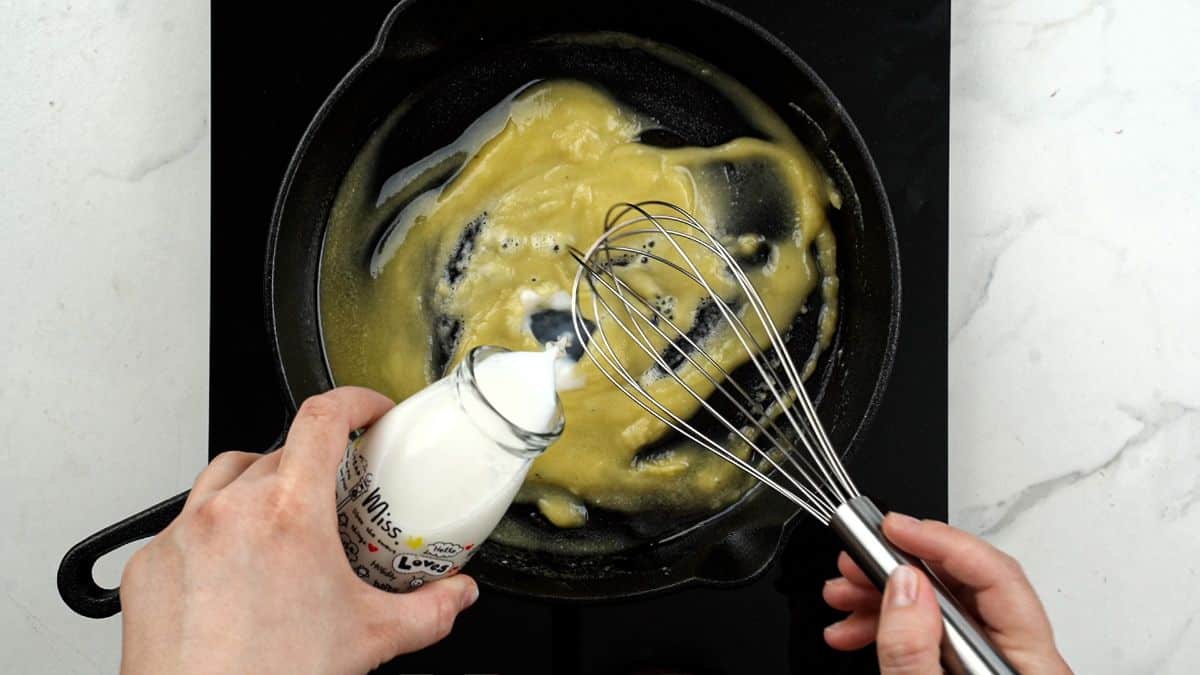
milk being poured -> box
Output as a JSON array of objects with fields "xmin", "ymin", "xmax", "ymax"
[{"xmin": 334, "ymin": 345, "xmax": 564, "ymax": 592}]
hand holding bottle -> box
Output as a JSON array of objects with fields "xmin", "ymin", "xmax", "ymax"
[{"xmin": 119, "ymin": 387, "xmax": 479, "ymax": 675}]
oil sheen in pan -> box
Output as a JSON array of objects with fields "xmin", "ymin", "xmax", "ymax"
[{"xmin": 319, "ymin": 33, "xmax": 840, "ymax": 554}]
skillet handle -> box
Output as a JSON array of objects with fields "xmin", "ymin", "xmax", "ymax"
[
  {"xmin": 829, "ymin": 496, "xmax": 1018, "ymax": 675},
  {"xmin": 57, "ymin": 490, "xmax": 189, "ymax": 619}
]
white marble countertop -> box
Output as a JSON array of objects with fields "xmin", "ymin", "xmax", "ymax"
[
  {"xmin": 951, "ymin": 1, "xmax": 1200, "ymax": 671},
  {"xmin": 2, "ymin": 0, "xmax": 1197, "ymax": 672}
]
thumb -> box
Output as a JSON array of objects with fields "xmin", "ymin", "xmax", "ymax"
[
  {"xmin": 362, "ymin": 575, "xmax": 479, "ymax": 663},
  {"xmin": 876, "ymin": 565, "xmax": 943, "ymax": 675}
]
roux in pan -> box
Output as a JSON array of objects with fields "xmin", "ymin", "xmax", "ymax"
[{"xmin": 320, "ymin": 43, "xmax": 838, "ymax": 532}]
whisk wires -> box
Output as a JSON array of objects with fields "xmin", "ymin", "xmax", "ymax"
[{"xmin": 569, "ymin": 201, "xmax": 859, "ymax": 523}]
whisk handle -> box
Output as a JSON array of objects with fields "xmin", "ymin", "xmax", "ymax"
[{"xmin": 830, "ymin": 496, "xmax": 1018, "ymax": 675}]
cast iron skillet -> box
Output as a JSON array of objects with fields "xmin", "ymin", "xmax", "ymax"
[{"xmin": 58, "ymin": 0, "xmax": 899, "ymax": 618}]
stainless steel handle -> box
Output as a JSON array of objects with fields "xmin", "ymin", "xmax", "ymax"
[{"xmin": 829, "ymin": 496, "xmax": 1018, "ymax": 675}]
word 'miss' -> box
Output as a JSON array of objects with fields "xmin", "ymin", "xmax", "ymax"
[{"xmin": 357, "ymin": 486, "xmax": 404, "ymax": 539}]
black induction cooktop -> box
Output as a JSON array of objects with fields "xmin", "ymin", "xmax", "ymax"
[{"xmin": 211, "ymin": 2, "xmax": 948, "ymax": 672}]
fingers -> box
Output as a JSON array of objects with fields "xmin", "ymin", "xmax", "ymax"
[
  {"xmin": 875, "ymin": 566, "xmax": 943, "ymax": 675},
  {"xmin": 837, "ymin": 551, "xmax": 874, "ymax": 588},
  {"xmin": 824, "ymin": 611, "xmax": 879, "ymax": 651},
  {"xmin": 279, "ymin": 387, "xmax": 394, "ymax": 488},
  {"xmin": 883, "ymin": 513, "xmax": 1061, "ymax": 664},
  {"xmin": 837, "ymin": 549, "xmax": 964, "ymax": 599},
  {"xmin": 883, "ymin": 514, "xmax": 1030, "ymax": 592},
  {"xmin": 824, "ymin": 558, "xmax": 883, "ymax": 653},
  {"xmin": 833, "ymin": 514, "xmax": 1065, "ymax": 674},
  {"xmin": 183, "ymin": 451, "xmax": 262, "ymax": 512},
  {"xmin": 236, "ymin": 450, "xmax": 282, "ymax": 482},
  {"xmin": 823, "ymin": 577, "xmax": 881, "ymax": 612},
  {"xmin": 361, "ymin": 575, "xmax": 480, "ymax": 659}
]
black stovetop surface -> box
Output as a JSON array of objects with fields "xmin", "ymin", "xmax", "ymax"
[{"xmin": 211, "ymin": 2, "xmax": 948, "ymax": 672}]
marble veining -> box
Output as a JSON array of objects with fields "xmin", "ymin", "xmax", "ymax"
[
  {"xmin": 1, "ymin": 0, "xmax": 1198, "ymax": 673},
  {"xmin": 90, "ymin": 114, "xmax": 209, "ymax": 183},
  {"xmin": 0, "ymin": 1, "xmax": 211, "ymax": 673},
  {"xmin": 958, "ymin": 400, "xmax": 1199, "ymax": 536},
  {"xmin": 951, "ymin": 0, "xmax": 1200, "ymax": 672}
]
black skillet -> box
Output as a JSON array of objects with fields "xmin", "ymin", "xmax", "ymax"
[{"xmin": 58, "ymin": 0, "xmax": 899, "ymax": 619}]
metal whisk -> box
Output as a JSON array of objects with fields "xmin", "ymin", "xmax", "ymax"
[{"xmin": 569, "ymin": 201, "xmax": 1015, "ymax": 675}]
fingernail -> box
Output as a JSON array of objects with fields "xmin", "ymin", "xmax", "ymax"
[
  {"xmin": 824, "ymin": 577, "xmax": 840, "ymax": 586},
  {"xmin": 823, "ymin": 620, "xmax": 842, "ymax": 636},
  {"xmin": 888, "ymin": 566, "xmax": 918, "ymax": 608},
  {"xmin": 888, "ymin": 512, "xmax": 920, "ymax": 529}
]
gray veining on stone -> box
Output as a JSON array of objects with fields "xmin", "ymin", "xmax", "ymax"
[
  {"xmin": 0, "ymin": 1, "xmax": 211, "ymax": 672},
  {"xmin": 950, "ymin": 0, "xmax": 1200, "ymax": 672},
  {"xmin": 1, "ymin": 0, "xmax": 1198, "ymax": 673},
  {"xmin": 91, "ymin": 115, "xmax": 210, "ymax": 183},
  {"xmin": 958, "ymin": 401, "xmax": 1197, "ymax": 535}
]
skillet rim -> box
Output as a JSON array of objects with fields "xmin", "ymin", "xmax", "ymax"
[{"xmin": 264, "ymin": 0, "xmax": 901, "ymax": 601}]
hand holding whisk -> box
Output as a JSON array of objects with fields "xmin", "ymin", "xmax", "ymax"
[{"xmin": 569, "ymin": 201, "xmax": 1017, "ymax": 675}]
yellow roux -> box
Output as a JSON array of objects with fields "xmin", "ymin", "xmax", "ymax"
[{"xmin": 321, "ymin": 77, "xmax": 840, "ymax": 530}]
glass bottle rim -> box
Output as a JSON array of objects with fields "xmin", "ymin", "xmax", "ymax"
[{"xmin": 455, "ymin": 345, "xmax": 565, "ymax": 457}]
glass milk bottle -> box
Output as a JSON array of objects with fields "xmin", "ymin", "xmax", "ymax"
[{"xmin": 334, "ymin": 345, "xmax": 564, "ymax": 592}]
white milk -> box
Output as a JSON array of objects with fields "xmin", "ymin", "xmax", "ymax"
[{"xmin": 334, "ymin": 345, "xmax": 564, "ymax": 592}]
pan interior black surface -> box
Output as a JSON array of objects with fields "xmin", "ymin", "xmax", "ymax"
[
  {"xmin": 268, "ymin": 0, "xmax": 898, "ymax": 601},
  {"xmin": 317, "ymin": 34, "xmax": 841, "ymax": 557}
]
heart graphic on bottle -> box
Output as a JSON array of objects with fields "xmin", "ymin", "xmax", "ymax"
[{"xmin": 368, "ymin": 543, "xmax": 379, "ymax": 553}]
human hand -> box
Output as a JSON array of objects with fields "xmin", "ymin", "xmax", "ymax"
[
  {"xmin": 119, "ymin": 387, "xmax": 479, "ymax": 675},
  {"xmin": 821, "ymin": 513, "xmax": 1072, "ymax": 674}
]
